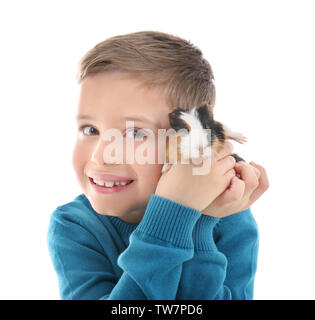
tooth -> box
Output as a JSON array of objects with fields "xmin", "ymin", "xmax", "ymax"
[
  {"xmin": 105, "ymin": 181, "xmax": 114, "ymax": 187},
  {"xmin": 93, "ymin": 179, "xmax": 105, "ymax": 186},
  {"xmin": 92, "ymin": 178, "xmax": 131, "ymax": 187}
]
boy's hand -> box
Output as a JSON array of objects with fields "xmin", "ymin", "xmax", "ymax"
[
  {"xmin": 155, "ymin": 142, "xmax": 236, "ymax": 212},
  {"xmin": 202, "ymin": 161, "xmax": 269, "ymax": 218}
]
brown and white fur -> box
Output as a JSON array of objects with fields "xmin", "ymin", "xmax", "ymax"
[{"xmin": 162, "ymin": 101, "xmax": 247, "ymax": 174}]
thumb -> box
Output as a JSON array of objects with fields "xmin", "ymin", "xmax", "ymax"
[{"xmin": 215, "ymin": 176, "xmax": 245, "ymax": 205}]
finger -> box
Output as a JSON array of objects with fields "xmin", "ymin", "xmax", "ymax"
[
  {"xmin": 225, "ymin": 168, "xmax": 236, "ymax": 180},
  {"xmin": 250, "ymin": 162, "xmax": 269, "ymax": 189},
  {"xmin": 219, "ymin": 155, "xmax": 236, "ymax": 174},
  {"xmin": 234, "ymin": 162, "xmax": 259, "ymax": 196},
  {"xmin": 219, "ymin": 168, "xmax": 236, "ymax": 192},
  {"xmin": 216, "ymin": 176, "xmax": 245, "ymax": 204},
  {"xmin": 248, "ymin": 162, "xmax": 270, "ymax": 203},
  {"xmin": 252, "ymin": 166, "xmax": 261, "ymax": 178}
]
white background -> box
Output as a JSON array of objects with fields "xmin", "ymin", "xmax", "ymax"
[{"xmin": 0, "ymin": 0, "xmax": 314, "ymax": 299}]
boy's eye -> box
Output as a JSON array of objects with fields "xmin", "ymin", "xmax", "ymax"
[
  {"xmin": 125, "ymin": 128, "xmax": 147, "ymax": 141},
  {"xmin": 79, "ymin": 125, "xmax": 147, "ymax": 140},
  {"xmin": 79, "ymin": 125, "xmax": 98, "ymax": 136}
]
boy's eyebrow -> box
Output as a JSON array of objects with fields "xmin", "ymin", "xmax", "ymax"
[
  {"xmin": 75, "ymin": 114, "xmax": 156, "ymax": 125},
  {"xmin": 125, "ymin": 116, "xmax": 156, "ymax": 126},
  {"xmin": 75, "ymin": 114, "xmax": 93, "ymax": 121}
]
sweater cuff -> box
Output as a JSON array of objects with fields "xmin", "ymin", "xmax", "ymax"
[
  {"xmin": 192, "ymin": 214, "xmax": 220, "ymax": 251},
  {"xmin": 218, "ymin": 208, "xmax": 252, "ymax": 226},
  {"xmin": 136, "ymin": 194, "xmax": 201, "ymax": 249}
]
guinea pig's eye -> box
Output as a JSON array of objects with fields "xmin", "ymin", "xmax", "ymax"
[{"xmin": 125, "ymin": 128, "xmax": 147, "ymax": 141}]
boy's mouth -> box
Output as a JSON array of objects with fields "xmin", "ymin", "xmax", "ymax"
[
  {"xmin": 89, "ymin": 177, "xmax": 134, "ymax": 191},
  {"xmin": 88, "ymin": 177, "xmax": 135, "ymax": 194},
  {"xmin": 89, "ymin": 177, "xmax": 134, "ymax": 188}
]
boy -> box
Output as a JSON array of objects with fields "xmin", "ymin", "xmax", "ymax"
[{"xmin": 47, "ymin": 31, "xmax": 269, "ymax": 300}]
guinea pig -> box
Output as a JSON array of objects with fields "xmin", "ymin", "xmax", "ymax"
[{"xmin": 162, "ymin": 101, "xmax": 247, "ymax": 174}]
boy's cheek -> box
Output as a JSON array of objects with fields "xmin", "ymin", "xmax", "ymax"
[
  {"xmin": 134, "ymin": 163, "xmax": 163, "ymax": 188},
  {"xmin": 72, "ymin": 145, "xmax": 81, "ymax": 170},
  {"xmin": 71, "ymin": 138, "xmax": 164, "ymax": 190},
  {"xmin": 72, "ymin": 142, "xmax": 88, "ymax": 177}
]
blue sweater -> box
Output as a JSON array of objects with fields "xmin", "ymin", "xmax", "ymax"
[{"xmin": 47, "ymin": 193, "xmax": 259, "ymax": 300}]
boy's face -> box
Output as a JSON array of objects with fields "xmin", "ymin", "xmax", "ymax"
[{"xmin": 73, "ymin": 72, "xmax": 172, "ymax": 224}]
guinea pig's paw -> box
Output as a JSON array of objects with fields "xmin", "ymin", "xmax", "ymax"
[
  {"xmin": 223, "ymin": 124, "xmax": 247, "ymax": 144},
  {"xmin": 227, "ymin": 131, "xmax": 247, "ymax": 144}
]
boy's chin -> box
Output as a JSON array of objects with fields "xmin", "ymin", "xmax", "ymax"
[
  {"xmin": 88, "ymin": 198, "xmax": 122, "ymax": 216},
  {"xmin": 87, "ymin": 196, "xmax": 142, "ymax": 222}
]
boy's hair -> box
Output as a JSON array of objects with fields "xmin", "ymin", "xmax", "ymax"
[{"xmin": 77, "ymin": 30, "xmax": 216, "ymax": 111}]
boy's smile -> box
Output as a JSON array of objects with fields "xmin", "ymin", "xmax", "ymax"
[{"xmin": 72, "ymin": 72, "xmax": 172, "ymax": 224}]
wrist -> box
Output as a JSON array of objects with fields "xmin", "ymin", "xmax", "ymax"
[
  {"xmin": 154, "ymin": 191, "xmax": 201, "ymax": 211},
  {"xmin": 192, "ymin": 214, "xmax": 220, "ymax": 251},
  {"xmin": 138, "ymin": 194, "xmax": 201, "ymax": 249},
  {"xmin": 219, "ymin": 207, "xmax": 252, "ymax": 224}
]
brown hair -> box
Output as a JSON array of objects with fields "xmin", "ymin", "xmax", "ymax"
[{"xmin": 77, "ymin": 30, "xmax": 216, "ymax": 111}]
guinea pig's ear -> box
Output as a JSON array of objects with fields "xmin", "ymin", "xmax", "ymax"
[{"xmin": 168, "ymin": 108, "xmax": 190, "ymax": 131}]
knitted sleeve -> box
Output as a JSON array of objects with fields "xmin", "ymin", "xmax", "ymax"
[
  {"xmin": 47, "ymin": 194, "xmax": 202, "ymax": 299},
  {"xmin": 48, "ymin": 194, "xmax": 253, "ymax": 300},
  {"xmin": 176, "ymin": 209, "xmax": 259, "ymax": 300}
]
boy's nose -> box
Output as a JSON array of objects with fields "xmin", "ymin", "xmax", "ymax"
[{"xmin": 91, "ymin": 135, "xmax": 124, "ymax": 166}]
